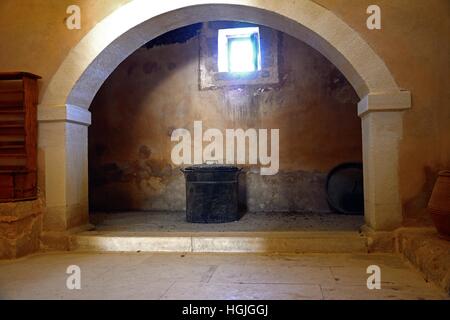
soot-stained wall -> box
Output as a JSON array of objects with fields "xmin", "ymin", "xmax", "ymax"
[{"xmin": 88, "ymin": 24, "xmax": 361, "ymax": 213}]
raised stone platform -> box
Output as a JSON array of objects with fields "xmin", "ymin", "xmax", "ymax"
[
  {"xmin": 89, "ymin": 211, "xmax": 364, "ymax": 232},
  {"xmin": 397, "ymin": 228, "xmax": 450, "ymax": 295},
  {"xmin": 70, "ymin": 230, "xmax": 368, "ymax": 254},
  {"xmin": 64, "ymin": 211, "xmax": 367, "ymax": 253}
]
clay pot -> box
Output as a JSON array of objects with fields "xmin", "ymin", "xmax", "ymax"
[{"xmin": 428, "ymin": 170, "xmax": 450, "ymax": 240}]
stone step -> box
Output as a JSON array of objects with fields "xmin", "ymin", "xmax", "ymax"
[{"xmin": 69, "ymin": 231, "xmax": 368, "ymax": 254}]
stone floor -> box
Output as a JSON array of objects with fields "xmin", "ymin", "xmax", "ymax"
[
  {"xmin": 0, "ymin": 251, "xmax": 447, "ymax": 300},
  {"xmin": 90, "ymin": 211, "xmax": 364, "ymax": 232}
]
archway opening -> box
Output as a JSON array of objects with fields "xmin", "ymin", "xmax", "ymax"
[
  {"xmin": 87, "ymin": 21, "xmax": 365, "ymax": 232},
  {"xmin": 38, "ymin": 1, "xmax": 410, "ymax": 234}
]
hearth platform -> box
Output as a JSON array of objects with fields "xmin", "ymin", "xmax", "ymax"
[
  {"xmin": 67, "ymin": 212, "xmax": 368, "ymax": 254},
  {"xmin": 90, "ymin": 211, "xmax": 364, "ymax": 232}
]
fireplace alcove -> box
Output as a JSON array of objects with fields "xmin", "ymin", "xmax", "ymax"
[
  {"xmin": 37, "ymin": 1, "xmax": 411, "ymax": 247},
  {"xmin": 86, "ymin": 22, "xmax": 365, "ymax": 233}
]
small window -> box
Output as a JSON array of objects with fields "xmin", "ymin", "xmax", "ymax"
[{"xmin": 218, "ymin": 27, "xmax": 261, "ymax": 73}]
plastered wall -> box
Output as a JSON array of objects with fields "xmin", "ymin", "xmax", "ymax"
[
  {"xmin": 88, "ymin": 29, "xmax": 361, "ymax": 212},
  {"xmin": 0, "ymin": 0, "xmax": 448, "ymax": 222}
]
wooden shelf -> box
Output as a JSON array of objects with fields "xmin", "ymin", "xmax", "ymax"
[
  {"xmin": 0, "ymin": 101, "xmax": 23, "ymax": 108},
  {"xmin": 0, "ymin": 72, "xmax": 39, "ymax": 202},
  {"xmin": 0, "ymin": 165, "xmax": 27, "ymax": 173},
  {"xmin": 0, "ymin": 128, "xmax": 25, "ymax": 135},
  {"xmin": 0, "ymin": 109, "xmax": 25, "ymax": 114},
  {"xmin": 0, "ymin": 120, "xmax": 25, "ymax": 125},
  {"xmin": 0, "ymin": 141, "xmax": 25, "ymax": 147},
  {"xmin": 0, "ymin": 153, "xmax": 26, "ymax": 158},
  {"xmin": 0, "ymin": 89, "xmax": 24, "ymax": 94},
  {"xmin": 0, "ymin": 72, "xmax": 41, "ymax": 80}
]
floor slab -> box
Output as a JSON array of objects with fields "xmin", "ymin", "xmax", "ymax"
[
  {"xmin": 161, "ymin": 282, "xmax": 323, "ymax": 300},
  {"xmin": 0, "ymin": 252, "xmax": 447, "ymax": 300}
]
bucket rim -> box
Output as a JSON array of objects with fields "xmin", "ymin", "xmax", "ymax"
[{"xmin": 181, "ymin": 164, "xmax": 242, "ymax": 172}]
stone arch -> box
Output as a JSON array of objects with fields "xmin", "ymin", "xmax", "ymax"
[{"xmin": 38, "ymin": 0, "xmax": 411, "ymax": 232}]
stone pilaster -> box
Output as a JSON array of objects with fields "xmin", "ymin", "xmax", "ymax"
[
  {"xmin": 37, "ymin": 104, "xmax": 91, "ymax": 232},
  {"xmin": 358, "ymin": 91, "xmax": 411, "ymax": 230}
]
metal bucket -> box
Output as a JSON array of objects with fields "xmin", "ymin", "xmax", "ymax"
[{"xmin": 181, "ymin": 164, "xmax": 242, "ymax": 223}]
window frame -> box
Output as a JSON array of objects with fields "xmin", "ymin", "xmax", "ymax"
[
  {"xmin": 199, "ymin": 23, "xmax": 280, "ymax": 90},
  {"xmin": 218, "ymin": 27, "xmax": 261, "ymax": 73}
]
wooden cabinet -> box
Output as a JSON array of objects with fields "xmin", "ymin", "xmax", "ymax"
[{"xmin": 0, "ymin": 72, "xmax": 40, "ymax": 202}]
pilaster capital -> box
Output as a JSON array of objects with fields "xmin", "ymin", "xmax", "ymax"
[
  {"xmin": 358, "ymin": 91, "xmax": 411, "ymax": 117},
  {"xmin": 38, "ymin": 104, "xmax": 91, "ymax": 126}
]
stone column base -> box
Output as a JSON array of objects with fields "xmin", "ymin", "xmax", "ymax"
[
  {"xmin": 40, "ymin": 223, "xmax": 94, "ymax": 251},
  {"xmin": 0, "ymin": 199, "xmax": 45, "ymax": 259},
  {"xmin": 360, "ymin": 224, "xmax": 397, "ymax": 252}
]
